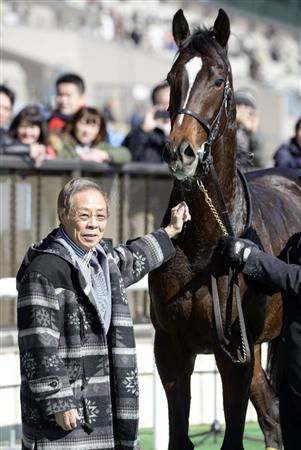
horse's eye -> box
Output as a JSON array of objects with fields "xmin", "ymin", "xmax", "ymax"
[{"xmin": 214, "ymin": 78, "xmax": 225, "ymax": 87}]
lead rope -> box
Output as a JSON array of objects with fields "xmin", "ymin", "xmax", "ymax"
[
  {"xmin": 196, "ymin": 179, "xmax": 250, "ymax": 364},
  {"xmin": 196, "ymin": 180, "xmax": 228, "ymax": 236}
]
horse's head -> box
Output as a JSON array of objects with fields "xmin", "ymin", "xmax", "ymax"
[{"xmin": 164, "ymin": 9, "xmax": 236, "ymax": 180}]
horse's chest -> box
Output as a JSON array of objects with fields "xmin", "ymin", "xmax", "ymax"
[{"xmin": 150, "ymin": 247, "xmax": 214, "ymax": 348}]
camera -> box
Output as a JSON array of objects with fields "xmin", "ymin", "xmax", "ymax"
[{"xmin": 154, "ymin": 110, "xmax": 170, "ymax": 120}]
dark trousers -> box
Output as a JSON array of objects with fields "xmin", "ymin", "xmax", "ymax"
[{"xmin": 279, "ymin": 377, "xmax": 301, "ymax": 449}]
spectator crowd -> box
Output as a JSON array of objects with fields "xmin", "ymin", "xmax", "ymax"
[{"xmin": 1, "ymin": 71, "xmax": 300, "ymax": 169}]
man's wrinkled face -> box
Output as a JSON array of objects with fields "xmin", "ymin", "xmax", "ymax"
[
  {"xmin": 56, "ymin": 82, "xmax": 84, "ymax": 116},
  {"xmin": 61, "ymin": 189, "xmax": 108, "ymax": 251}
]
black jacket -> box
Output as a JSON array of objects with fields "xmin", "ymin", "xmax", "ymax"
[
  {"xmin": 242, "ymin": 232, "xmax": 301, "ymax": 393},
  {"xmin": 122, "ymin": 126, "xmax": 166, "ymax": 163}
]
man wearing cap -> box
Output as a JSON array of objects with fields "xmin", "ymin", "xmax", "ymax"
[{"xmin": 235, "ymin": 90, "xmax": 264, "ymax": 168}]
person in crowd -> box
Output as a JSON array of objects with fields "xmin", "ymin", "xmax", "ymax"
[
  {"xmin": 48, "ymin": 73, "xmax": 85, "ymax": 132},
  {"xmin": 17, "ymin": 177, "xmax": 191, "ymax": 450},
  {"xmin": 5, "ymin": 105, "xmax": 55, "ymax": 165},
  {"xmin": 0, "ymin": 84, "xmax": 15, "ymax": 139},
  {"xmin": 123, "ymin": 80, "xmax": 170, "ymax": 163},
  {"xmin": 216, "ymin": 233, "xmax": 301, "ymax": 450},
  {"xmin": 48, "ymin": 106, "xmax": 131, "ymax": 165},
  {"xmin": 235, "ymin": 90, "xmax": 264, "ymax": 169},
  {"xmin": 273, "ymin": 117, "xmax": 301, "ymax": 169}
]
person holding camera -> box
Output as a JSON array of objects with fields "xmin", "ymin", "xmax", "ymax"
[{"xmin": 123, "ymin": 81, "xmax": 170, "ymax": 163}]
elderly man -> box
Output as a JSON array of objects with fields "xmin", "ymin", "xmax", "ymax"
[{"xmin": 17, "ymin": 177, "xmax": 190, "ymax": 450}]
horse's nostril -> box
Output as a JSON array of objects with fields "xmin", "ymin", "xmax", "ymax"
[
  {"xmin": 179, "ymin": 140, "xmax": 195, "ymax": 160},
  {"xmin": 184, "ymin": 145, "xmax": 195, "ymax": 158}
]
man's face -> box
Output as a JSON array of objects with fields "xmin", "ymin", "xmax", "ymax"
[
  {"xmin": 154, "ymin": 86, "xmax": 170, "ymax": 110},
  {"xmin": 0, "ymin": 92, "xmax": 13, "ymax": 127},
  {"xmin": 61, "ymin": 189, "xmax": 108, "ymax": 251},
  {"xmin": 56, "ymin": 83, "xmax": 84, "ymax": 116}
]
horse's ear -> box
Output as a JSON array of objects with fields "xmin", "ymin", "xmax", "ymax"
[
  {"xmin": 172, "ymin": 9, "xmax": 191, "ymax": 48},
  {"xmin": 213, "ymin": 9, "xmax": 230, "ymax": 48}
]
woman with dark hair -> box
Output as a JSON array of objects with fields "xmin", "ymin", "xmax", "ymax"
[
  {"xmin": 49, "ymin": 107, "xmax": 131, "ymax": 165},
  {"xmin": 7, "ymin": 105, "xmax": 55, "ymax": 165}
]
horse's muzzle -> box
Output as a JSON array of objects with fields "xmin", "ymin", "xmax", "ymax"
[{"xmin": 164, "ymin": 139, "xmax": 199, "ymax": 178}]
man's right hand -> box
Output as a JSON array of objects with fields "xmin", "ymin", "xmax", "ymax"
[{"xmin": 54, "ymin": 409, "xmax": 80, "ymax": 431}]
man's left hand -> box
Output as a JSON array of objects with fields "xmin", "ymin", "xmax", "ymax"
[{"xmin": 54, "ymin": 409, "xmax": 80, "ymax": 431}]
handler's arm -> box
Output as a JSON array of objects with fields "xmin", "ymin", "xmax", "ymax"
[{"xmin": 243, "ymin": 249, "xmax": 301, "ymax": 297}]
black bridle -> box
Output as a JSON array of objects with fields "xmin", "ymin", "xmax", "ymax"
[{"xmin": 172, "ymin": 78, "xmax": 233, "ymax": 171}]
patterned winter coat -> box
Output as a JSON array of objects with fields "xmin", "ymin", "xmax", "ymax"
[{"xmin": 16, "ymin": 227, "xmax": 175, "ymax": 450}]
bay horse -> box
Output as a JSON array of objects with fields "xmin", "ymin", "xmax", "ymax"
[{"xmin": 148, "ymin": 8, "xmax": 301, "ymax": 450}]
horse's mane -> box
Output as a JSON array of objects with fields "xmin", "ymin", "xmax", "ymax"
[{"xmin": 179, "ymin": 26, "xmax": 227, "ymax": 59}]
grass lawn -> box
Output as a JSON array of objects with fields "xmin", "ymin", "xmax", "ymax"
[{"xmin": 139, "ymin": 422, "xmax": 264, "ymax": 449}]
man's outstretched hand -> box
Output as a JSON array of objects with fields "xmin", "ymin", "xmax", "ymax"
[{"xmin": 164, "ymin": 201, "xmax": 191, "ymax": 238}]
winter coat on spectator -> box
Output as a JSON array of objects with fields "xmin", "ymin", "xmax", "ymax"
[
  {"xmin": 273, "ymin": 137, "xmax": 301, "ymax": 169},
  {"xmin": 48, "ymin": 131, "xmax": 131, "ymax": 165},
  {"xmin": 122, "ymin": 127, "xmax": 166, "ymax": 163},
  {"xmin": 17, "ymin": 227, "xmax": 175, "ymax": 450}
]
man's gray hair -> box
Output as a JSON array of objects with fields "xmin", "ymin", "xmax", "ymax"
[{"xmin": 57, "ymin": 177, "xmax": 109, "ymax": 220}]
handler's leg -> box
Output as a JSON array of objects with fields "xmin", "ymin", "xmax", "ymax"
[{"xmin": 279, "ymin": 377, "xmax": 301, "ymax": 450}]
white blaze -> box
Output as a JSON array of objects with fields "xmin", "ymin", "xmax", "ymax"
[{"xmin": 178, "ymin": 56, "xmax": 203, "ymax": 125}]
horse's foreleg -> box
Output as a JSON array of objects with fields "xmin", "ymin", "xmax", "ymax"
[
  {"xmin": 250, "ymin": 344, "xmax": 282, "ymax": 450},
  {"xmin": 215, "ymin": 348, "xmax": 253, "ymax": 450},
  {"xmin": 154, "ymin": 329, "xmax": 196, "ymax": 450}
]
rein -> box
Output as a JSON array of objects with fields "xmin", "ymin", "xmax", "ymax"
[{"xmin": 197, "ymin": 166, "xmax": 252, "ymax": 365}]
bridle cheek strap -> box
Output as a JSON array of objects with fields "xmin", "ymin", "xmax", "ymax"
[{"xmin": 173, "ymin": 79, "xmax": 232, "ymax": 148}]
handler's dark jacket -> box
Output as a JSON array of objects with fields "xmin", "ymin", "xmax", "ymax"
[
  {"xmin": 242, "ymin": 232, "xmax": 301, "ymax": 393},
  {"xmin": 17, "ymin": 227, "xmax": 175, "ymax": 450}
]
